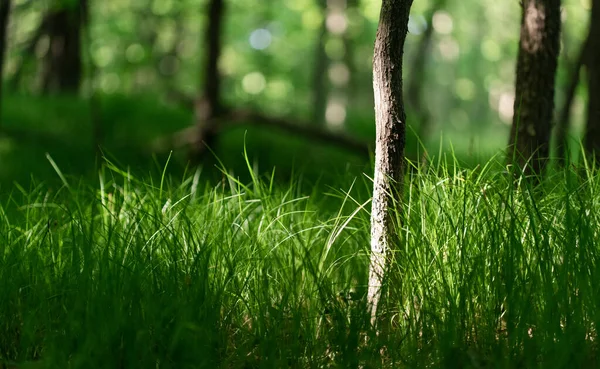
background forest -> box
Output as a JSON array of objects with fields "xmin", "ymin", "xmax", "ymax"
[
  {"xmin": 0, "ymin": 0, "xmax": 592, "ymax": 185},
  {"xmin": 0, "ymin": 0, "xmax": 599, "ymax": 368}
]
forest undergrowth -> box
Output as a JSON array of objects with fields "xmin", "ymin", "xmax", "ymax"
[{"xmin": 1, "ymin": 152, "xmax": 599, "ymax": 368}]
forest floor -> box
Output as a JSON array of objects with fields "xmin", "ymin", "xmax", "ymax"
[{"xmin": 0, "ymin": 94, "xmax": 595, "ymax": 368}]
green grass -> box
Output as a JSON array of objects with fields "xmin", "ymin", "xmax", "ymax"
[
  {"xmin": 1, "ymin": 151, "xmax": 600, "ymax": 368},
  {"xmin": 1, "ymin": 93, "xmax": 596, "ymax": 367}
]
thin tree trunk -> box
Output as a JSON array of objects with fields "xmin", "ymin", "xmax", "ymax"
[
  {"xmin": 41, "ymin": 2, "xmax": 83, "ymax": 94},
  {"xmin": 368, "ymin": 0, "xmax": 413, "ymax": 326},
  {"xmin": 8, "ymin": 14, "xmax": 49, "ymax": 91},
  {"xmin": 0, "ymin": 0, "xmax": 11, "ymax": 124},
  {"xmin": 585, "ymin": 0, "xmax": 600, "ymax": 162},
  {"xmin": 192, "ymin": 0, "xmax": 225, "ymax": 155},
  {"xmin": 407, "ymin": 0, "xmax": 447, "ymax": 146},
  {"xmin": 200, "ymin": 0, "xmax": 224, "ymax": 119},
  {"xmin": 555, "ymin": 36, "xmax": 589, "ymax": 165},
  {"xmin": 311, "ymin": 0, "xmax": 328, "ymax": 126},
  {"xmin": 508, "ymin": 0, "xmax": 561, "ymax": 178},
  {"xmin": 80, "ymin": 0, "xmax": 103, "ymax": 155},
  {"xmin": 343, "ymin": 0, "xmax": 358, "ymax": 106}
]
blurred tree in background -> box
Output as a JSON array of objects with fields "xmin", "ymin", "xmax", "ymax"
[
  {"xmin": 508, "ymin": 0, "xmax": 561, "ymax": 177},
  {"xmin": 584, "ymin": 0, "xmax": 600, "ymax": 162},
  {"xmin": 0, "ymin": 0, "xmax": 596, "ymax": 184},
  {"xmin": 0, "ymin": 0, "xmax": 10, "ymax": 122}
]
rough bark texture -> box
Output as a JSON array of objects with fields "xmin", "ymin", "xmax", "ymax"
[
  {"xmin": 555, "ymin": 35, "xmax": 589, "ymax": 164},
  {"xmin": 585, "ymin": 0, "xmax": 600, "ymax": 162},
  {"xmin": 368, "ymin": 0, "xmax": 412, "ymax": 326},
  {"xmin": 508, "ymin": 0, "xmax": 561, "ymax": 177},
  {"xmin": 0, "ymin": 0, "xmax": 11, "ymax": 121}
]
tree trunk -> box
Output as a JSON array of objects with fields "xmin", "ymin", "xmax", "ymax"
[
  {"xmin": 555, "ymin": 35, "xmax": 589, "ymax": 165},
  {"xmin": 0, "ymin": 0, "xmax": 11, "ymax": 123},
  {"xmin": 8, "ymin": 13, "xmax": 50, "ymax": 91},
  {"xmin": 199, "ymin": 0, "xmax": 224, "ymax": 120},
  {"xmin": 585, "ymin": 0, "xmax": 600, "ymax": 162},
  {"xmin": 407, "ymin": 0, "xmax": 447, "ymax": 152},
  {"xmin": 192, "ymin": 0, "xmax": 225, "ymax": 155},
  {"xmin": 343, "ymin": 0, "xmax": 359, "ymax": 106},
  {"xmin": 367, "ymin": 0, "xmax": 413, "ymax": 326},
  {"xmin": 508, "ymin": 0, "xmax": 561, "ymax": 177},
  {"xmin": 311, "ymin": 0, "xmax": 328, "ymax": 126},
  {"xmin": 41, "ymin": 2, "xmax": 83, "ymax": 94}
]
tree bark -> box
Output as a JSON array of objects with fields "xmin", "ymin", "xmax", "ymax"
[
  {"xmin": 41, "ymin": 1, "xmax": 83, "ymax": 94},
  {"xmin": 368, "ymin": 0, "xmax": 413, "ymax": 326},
  {"xmin": 585, "ymin": 0, "xmax": 600, "ymax": 162},
  {"xmin": 508, "ymin": 0, "xmax": 561, "ymax": 177},
  {"xmin": 0, "ymin": 0, "xmax": 11, "ymax": 123}
]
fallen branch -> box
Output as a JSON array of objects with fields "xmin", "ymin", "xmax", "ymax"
[{"xmin": 151, "ymin": 107, "xmax": 372, "ymax": 156}]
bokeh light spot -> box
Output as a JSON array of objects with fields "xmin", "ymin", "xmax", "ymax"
[
  {"xmin": 455, "ymin": 78, "xmax": 475, "ymax": 101},
  {"xmin": 242, "ymin": 72, "xmax": 266, "ymax": 95},
  {"xmin": 326, "ymin": 100, "xmax": 346, "ymax": 128},
  {"xmin": 328, "ymin": 63, "xmax": 350, "ymax": 86},
  {"xmin": 326, "ymin": 12, "xmax": 347, "ymax": 35},
  {"xmin": 432, "ymin": 11, "xmax": 453, "ymax": 34},
  {"xmin": 438, "ymin": 38, "xmax": 459, "ymax": 61},
  {"xmin": 126, "ymin": 43, "xmax": 145, "ymax": 63},
  {"xmin": 481, "ymin": 40, "xmax": 501, "ymax": 62},
  {"xmin": 408, "ymin": 15, "xmax": 428, "ymax": 35},
  {"xmin": 302, "ymin": 9, "xmax": 323, "ymax": 30},
  {"xmin": 99, "ymin": 73, "xmax": 120, "ymax": 94},
  {"xmin": 498, "ymin": 92, "xmax": 515, "ymax": 123},
  {"xmin": 92, "ymin": 46, "xmax": 115, "ymax": 68},
  {"xmin": 249, "ymin": 28, "xmax": 272, "ymax": 50}
]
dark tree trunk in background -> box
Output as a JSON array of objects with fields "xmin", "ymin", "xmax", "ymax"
[
  {"xmin": 199, "ymin": 0, "xmax": 224, "ymax": 120},
  {"xmin": 41, "ymin": 1, "xmax": 83, "ymax": 94},
  {"xmin": 192, "ymin": 0, "xmax": 225, "ymax": 155},
  {"xmin": 555, "ymin": 35, "xmax": 589, "ymax": 165},
  {"xmin": 0, "ymin": 0, "xmax": 11, "ymax": 123},
  {"xmin": 8, "ymin": 13, "xmax": 50, "ymax": 91},
  {"xmin": 407, "ymin": 0, "xmax": 447, "ymax": 152},
  {"xmin": 368, "ymin": 0, "xmax": 413, "ymax": 326},
  {"xmin": 343, "ymin": 0, "xmax": 358, "ymax": 105},
  {"xmin": 508, "ymin": 0, "xmax": 561, "ymax": 177},
  {"xmin": 311, "ymin": 0, "xmax": 328, "ymax": 126},
  {"xmin": 585, "ymin": 0, "xmax": 600, "ymax": 162}
]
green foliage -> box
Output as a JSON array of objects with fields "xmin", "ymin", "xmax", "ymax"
[{"xmin": 5, "ymin": 0, "xmax": 589, "ymax": 147}]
